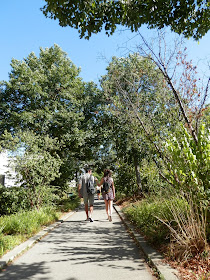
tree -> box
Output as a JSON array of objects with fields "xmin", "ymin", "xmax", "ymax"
[
  {"xmin": 100, "ymin": 53, "xmax": 179, "ymax": 193},
  {"xmin": 101, "ymin": 32, "xmax": 209, "ymax": 204},
  {"xmin": 135, "ymin": 31, "xmax": 209, "ymax": 144},
  {"xmin": 14, "ymin": 132, "xmax": 62, "ymax": 208},
  {"xmin": 0, "ymin": 130, "xmax": 62, "ymax": 209},
  {"xmin": 0, "ymin": 44, "xmax": 83, "ymax": 136},
  {"xmin": 41, "ymin": 0, "xmax": 210, "ymax": 40},
  {"xmin": 0, "ymin": 44, "xmax": 101, "ymax": 188}
]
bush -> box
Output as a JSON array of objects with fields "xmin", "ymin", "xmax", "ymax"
[
  {"xmin": 0, "ymin": 185, "xmax": 30, "ymax": 215},
  {"xmin": 165, "ymin": 123, "xmax": 210, "ymax": 204},
  {"xmin": 123, "ymin": 197, "xmax": 172, "ymax": 243}
]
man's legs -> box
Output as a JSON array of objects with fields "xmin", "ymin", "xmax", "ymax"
[
  {"xmin": 85, "ymin": 203, "xmax": 89, "ymax": 219},
  {"xmin": 83, "ymin": 196, "xmax": 89, "ymax": 220},
  {"xmin": 89, "ymin": 205, "xmax": 93, "ymax": 218},
  {"xmin": 89, "ymin": 194, "xmax": 94, "ymax": 222}
]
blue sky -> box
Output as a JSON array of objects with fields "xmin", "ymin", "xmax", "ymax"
[{"xmin": 1, "ymin": 0, "xmax": 210, "ymax": 85}]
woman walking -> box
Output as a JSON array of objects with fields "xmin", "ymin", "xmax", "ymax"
[{"xmin": 98, "ymin": 169, "xmax": 115, "ymax": 221}]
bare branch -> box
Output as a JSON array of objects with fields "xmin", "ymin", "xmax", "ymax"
[
  {"xmin": 196, "ymin": 77, "xmax": 210, "ymax": 133},
  {"xmin": 136, "ymin": 32, "xmax": 198, "ymax": 143}
]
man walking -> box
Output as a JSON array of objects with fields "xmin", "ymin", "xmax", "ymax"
[{"xmin": 78, "ymin": 167, "xmax": 97, "ymax": 222}]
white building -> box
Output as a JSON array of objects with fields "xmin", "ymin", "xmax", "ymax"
[{"xmin": 0, "ymin": 151, "xmax": 19, "ymax": 187}]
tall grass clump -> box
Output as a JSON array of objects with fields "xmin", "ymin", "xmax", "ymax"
[
  {"xmin": 156, "ymin": 195, "xmax": 208, "ymax": 261},
  {"xmin": 124, "ymin": 193, "xmax": 208, "ymax": 261},
  {"xmin": 123, "ymin": 197, "xmax": 182, "ymax": 243}
]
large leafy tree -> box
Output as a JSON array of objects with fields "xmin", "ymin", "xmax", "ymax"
[
  {"xmin": 41, "ymin": 0, "xmax": 210, "ymax": 40},
  {"xmin": 0, "ymin": 44, "xmax": 83, "ymax": 136},
  {"xmin": 100, "ymin": 54, "xmax": 179, "ymax": 192},
  {"xmin": 0, "ymin": 44, "xmax": 101, "ymax": 188}
]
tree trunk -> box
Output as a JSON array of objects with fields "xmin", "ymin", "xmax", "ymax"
[{"xmin": 133, "ymin": 155, "xmax": 142, "ymax": 193}]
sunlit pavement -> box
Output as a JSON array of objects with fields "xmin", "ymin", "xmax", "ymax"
[{"xmin": 0, "ymin": 199, "xmax": 156, "ymax": 280}]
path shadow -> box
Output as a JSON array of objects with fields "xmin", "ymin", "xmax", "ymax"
[
  {"xmin": 0, "ymin": 199, "xmax": 151, "ymax": 280},
  {"xmin": 40, "ymin": 203, "xmax": 146, "ymax": 272}
]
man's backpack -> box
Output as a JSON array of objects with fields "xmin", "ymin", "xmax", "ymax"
[
  {"xmin": 103, "ymin": 180, "xmax": 112, "ymax": 193},
  {"xmin": 86, "ymin": 176, "xmax": 95, "ymax": 195}
]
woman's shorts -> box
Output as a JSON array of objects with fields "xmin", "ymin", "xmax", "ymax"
[{"xmin": 102, "ymin": 188, "xmax": 114, "ymax": 200}]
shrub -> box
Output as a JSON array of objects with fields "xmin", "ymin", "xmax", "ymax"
[
  {"xmin": 0, "ymin": 185, "xmax": 30, "ymax": 215},
  {"xmin": 15, "ymin": 150, "xmax": 62, "ymax": 209},
  {"xmin": 165, "ymin": 123, "xmax": 210, "ymax": 204}
]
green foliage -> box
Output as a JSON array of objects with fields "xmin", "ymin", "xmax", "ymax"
[
  {"xmin": 200, "ymin": 104, "xmax": 210, "ymax": 129},
  {"xmin": 0, "ymin": 185, "xmax": 30, "ymax": 215},
  {"xmin": 0, "ymin": 131, "xmax": 63, "ymax": 210},
  {"xmin": 115, "ymin": 162, "xmax": 137, "ymax": 196},
  {"xmin": 140, "ymin": 159, "xmax": 167, "ymax": 194},
  {"xmin": 58, "ymin": 196, "xmax": 80, "ymax": 212},
  {"xmin": 0, "ymin": 45, "xmax": 102, "ymax": 188},
  {"xmin": 0, "ymin": 44, "xmax": 82, "ymax": 136},
  {"xmin": 100, "ymin": 53, "xmax": 179, "ymax": 195},
  {"xmin": 123, "ymin": 196, "xmax": 188, "ymax": 244},
  {"xmin": 0, "ymin": 207, "xmax": 59, "ymax": 235},
  {"xmin": 15, "ymin": 150, "xmax": 62, "ymax": 208},
  {"xmin": 165, "ymin": 123, "xmax": 210, "ymax": 203},
  {"xmin": 41, "ymin": 0, "xmax": 209, "ymax": 40}
]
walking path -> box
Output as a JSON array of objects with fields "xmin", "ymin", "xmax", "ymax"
[{"xmin": 0, "ymin": 199, "xmax": 179, "ymax": 280}]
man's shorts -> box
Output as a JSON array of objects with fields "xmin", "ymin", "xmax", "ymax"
[{"xmin": 83, "ymin": 194, "xmax": 94, "ymax": 206}]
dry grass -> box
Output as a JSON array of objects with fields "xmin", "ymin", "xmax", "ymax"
[
  {"xmin": 156, "ymin": 196, "xmax": 208, "ymax": 261},
  {"xmin": 166, "ymin": 248, "xmax": 210, "ymax": 280}
]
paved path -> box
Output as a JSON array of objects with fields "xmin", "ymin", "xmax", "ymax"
[{"xmin": 0, "ymin": 199, "xmax": 156, "ymax": 280}]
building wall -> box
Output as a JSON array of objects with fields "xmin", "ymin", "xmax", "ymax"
[{"xmin": 0, "ymin": 152, "xmax": 19, "ymax": 187}]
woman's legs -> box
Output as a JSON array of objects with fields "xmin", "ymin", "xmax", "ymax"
[
  {"xmin": 104, "ymin": 199, "xmax": 109, "ymax": 218},
  {"xmin": 108, "ymin": 200, "xmax": 113, "ymax": 221}
]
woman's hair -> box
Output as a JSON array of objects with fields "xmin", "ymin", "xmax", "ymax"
[{"xmin": 104, "ymin": 169, "xmax": 112, "ymax": 177}]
